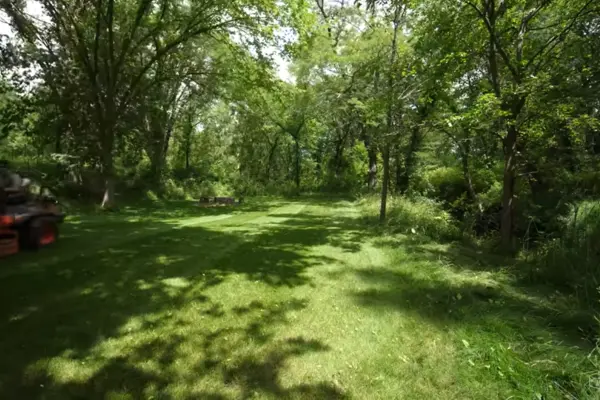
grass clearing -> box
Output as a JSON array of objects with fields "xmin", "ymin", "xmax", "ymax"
[{"xmin": 0, "ymin": 198, "xmax": 596, "ymax": 399}]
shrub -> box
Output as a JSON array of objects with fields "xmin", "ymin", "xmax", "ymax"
[
  {"xmin": 233, "ymin": 176, "xmax": 266, "ymax": 197},
  {"xmin": 162, "ymin": 178, "xmax": 187, "ymax": 200},
  {"xmin": 145, "ymin": 190, "xmax": 160, "ymax": 203},
  {"xmin": 359, "ymin": 195, "xmax": 461, "ymax": 241},
  {"xmin": 413, "ymin": 166, "xmax": 500, "ymax": 225},
  {"xmin": 415, "ymin": 166, "xmax": 466, "ymax": 202}
]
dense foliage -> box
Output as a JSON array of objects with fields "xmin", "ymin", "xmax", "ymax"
[{"xmin": 1, "ymin": 1, "xmax": 599, "ymax": 299}]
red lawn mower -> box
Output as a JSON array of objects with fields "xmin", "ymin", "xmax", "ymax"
[{"xmin": 0, "ymin": 193, "xmax": 65, "ymax": 258}]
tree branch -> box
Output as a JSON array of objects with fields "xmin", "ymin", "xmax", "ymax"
[
  {"xmin": 526, "ymin": 0, "xmax": 595, "ymax": 73},
  {"xmin": 115, "ymin": 0, "xmax": 154, "ymax": 76},
  {"xmin": 121, "ymin": 18, "xmax": 243, "ymax": 113}
]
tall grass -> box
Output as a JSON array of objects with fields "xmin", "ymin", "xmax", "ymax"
[
  {"xmin": 526, "ymin": 201, "xmax": 600, "ymax": 396},
  {"xmin": 358, "ymin": 195, "xmax": 461, "ymax": 241},
  {"xmin": 529, "ymin": 201, "xmax": 600, "ymax": 308}
]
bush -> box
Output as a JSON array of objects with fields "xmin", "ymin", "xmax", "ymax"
[
  {"xmin": 161, "ymin": 178, "xmax": 187, "ymax": 200},
  {"xmin": 415, "ymin": 166, "xmax": 466, "ymax": 202},
  {"xmin": 359, "ymin": 195, "xmax": 461, "ymax": 241},
  {"xmin": 413, "ymin": 166, "xmax": 500, "ymax": 225},
  {"xmin": 145, "ymin": 190, "xmax": 160, "ymax": 203},
  {"xmin": 233, "ymin": 176, "xmax": 266, "ymax": 197},
  {"xmin": 158, "ymin": 178, "xmax": 235, "ymax": 200},
  {"xmin": 321, "ymin": 142, "xmax": 369, "ymax": 195}
]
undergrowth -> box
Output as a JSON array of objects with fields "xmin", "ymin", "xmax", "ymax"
[
  {"xmin": 525, "ymin": 201, "xmax": 600, "ymax": 311},
  {"xmin": 358, "ymin": 195, "xmax": 461, "ymax": 241},
  {"xmin": 359, "ymin": 194, "xmax": 600, "ymax": 399}
]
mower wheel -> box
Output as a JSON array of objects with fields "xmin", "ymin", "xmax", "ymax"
[{"xmin": 20, "ymin": 218, "xmax": 59, "ymax": 250}]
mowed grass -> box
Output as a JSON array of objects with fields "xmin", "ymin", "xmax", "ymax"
[{"xmin": 0, "ymin": 198, "xmax": 596, "ymax": 399}]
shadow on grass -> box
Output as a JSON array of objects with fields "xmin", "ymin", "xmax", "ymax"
[
  {"xmin": 351, "ymin": 258, "xmax": 600, "ymax": 397},
  {"xmin": 0, "ymin": 199, "xmax": 353, "ymax": 399},
  {"xmin": 35, "ymin": 303, "xmax": 345, "ymax": 400},
  {"xmin": 258, "ymin": 212, "xmax": 370, "ymax": 254}
]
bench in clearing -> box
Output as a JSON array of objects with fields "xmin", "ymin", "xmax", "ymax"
[{"xmin": 198, "ymin": 197, "xmax": 243, "ymax": 207}]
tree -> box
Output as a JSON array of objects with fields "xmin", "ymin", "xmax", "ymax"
[
  {"xmin": 460, "ymin": 0, "xmax": 597, "ymax": 249},
  {"xmin": 1, "ymin": 0, "xmax": 278, "ymax": 207}
]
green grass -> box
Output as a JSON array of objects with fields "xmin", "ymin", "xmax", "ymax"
[{"xmin": 0, "ymin": 198, "xmax": 596, "ymax": 399}]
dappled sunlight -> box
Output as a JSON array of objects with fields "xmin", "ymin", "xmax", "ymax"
[
  {"xmin": 161, "ymin": 276, "xmax": 191, "ymax": 288},
  {"xmin": 1, "ymin": 198, "xmax": 594, "ymax": 398},
  {"xmin": 15, "ymin": 296, "xmax": 333, "ymax": 399},
  {"xmin": 155, "ymin": 254, "xmax": 187, "ymax": 266},
  {"xmin": 0, "ymin": 199, "xmax": 360, "ymax": 398}
]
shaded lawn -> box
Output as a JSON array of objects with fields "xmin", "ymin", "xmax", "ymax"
[{"xmin": 0, "ymin": 198, "xmax": 596, "ymax": 399}]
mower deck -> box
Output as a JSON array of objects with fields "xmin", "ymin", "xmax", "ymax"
[{"xmin": 0, "ymin": 203, "xmax": 65, "ymax": 257}]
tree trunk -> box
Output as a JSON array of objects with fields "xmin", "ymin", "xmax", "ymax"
[
  {"xmin": 399, "ymin": 126, "xmax": 421, "ymax": 194},
  {"xmin": 395, "ymin": 144, "xmax": 404, "ymax": 193},
  {"xmin": 101, "ymin": 145, "xmax": 116, "ymax": 209},
  {"xmin": 460, "ymin": 140, "xmax": 483, "ymax": 213},
  {"xmin": 501, "ymin": 124, "xmax": 518, "ymax": 250},
  {"xmin": 163, "ymin": 120, "xmax": 174, "ymax": 161},
  {"xmin": 334, "ymin": 142, "xmax": 344, "ymax": 178},
  {"xmin": 149, "ymin": 139, "xmax": 165, "ymax": 182},
  {"xmin": 265, "ymin": 137, "xmax": 279, "ymax": 182},
  {"xmin": 379, "ymin": 145, "xmax": 390, "ymax": 223},
  {"xmin": 367, "ymin": 144, "xmax": 377, "ymax": 191},
  {"xmin": 0, "ymin": 184, "xmax": 6, "ymax": 214},
  {"xmin": 148, "ymin": 112, "xmax": 170, "ymax": 182},
  {"xmin": 100, "ymin": 111, "xmax": 116, "ymax": 209},
  {"xmin": 54, "ymin": 121, "xmax": 66, "ymax": 178},
  {"xmin": 183, "ymin": 113, "xmax": 193, "ymax": 171},
  {"xmin": 102, "ymin": 175, "xmax": 116, "ymax": 209},
  {"xmin": 294, "ymin": 137, "xmax": 301, "ymax": 190},
  {"xmin": 55, "ymin": 124, "xmax": 62, "ymax": 154},
  {"xmin": 185, "ymin": 144, "xmax": 191, "ymax": 170},
  {"xmin": 380, "ymin": 3, "xmax": 401, "ymax": 223}
]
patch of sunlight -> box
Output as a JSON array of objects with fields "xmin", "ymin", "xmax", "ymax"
[
  {"xmin": 173, "ymin": 213, "xmax": 234, "ymax": 227},
  {"xmin": 388, "ymin": 243, "xmax": 501, "ymax": 289},
  {"xmin": 9, "ymin": 306, "xmax": 38, "ymax": 322},
  {"xmin": 118, "ymin": 316, "xmax": 145, "ymax": 335},
  {"xmin": 79, "ymin": 283, "xmax": 110, "ymax": 298},
  {"xmin": 155, "ymin": 254, "xmax": 185, "ymax": 266},
  {"xmin": 124, "ymin": 216, "xmax": 144, "ymax": 223},
  {"xmin": 501, "ymin": 284, "xmax": 573, "ymax": 311},
  {"xmin": 91, "ymin": 332, "xmax": 156, "ymax": 360},
  {"xmin": 161, "ymin": 277, "xmax": 191, "ymax": 288},
  {"xmin": 264, "ymin": 204, "xmax": 306, "ymax": 216},
  {"xmin": 136, "ymin": 279, "xmax": 154, "ymax": 290},
  {"xmin": 103, "ymin": 248, "xmax": 135, "ymax": 256},
  {"xmin": 86, "ymin": 316, "xmax": 170, "ymax": 358},
  {"xmin": 106, "ymin": 390, "xmax": 136, "ymax": 400},
  {"xmin": 24, "ymin": 357, "xmax": 102, "ymax": 385},
  {"xmin": 431, "ymin": 266, "xmax": 499, "ymax": 288}
]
